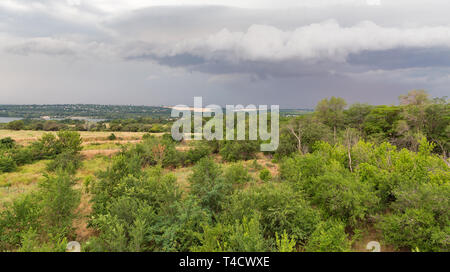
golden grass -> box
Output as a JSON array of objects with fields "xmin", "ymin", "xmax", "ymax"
[
  {"xmin": 0, "ymin": 160, "xmax": 48, "ymax": 204},
  {"xmin": 0, "ymin": 155, "xmax": 111, "ymax": 206},
  {"xmin": 168, "ymin": 166, "xmax": 193, "ymax": 192},
  {"xmin": 0, "ymin": 129, "xmax": 163, "ymax": 145}
]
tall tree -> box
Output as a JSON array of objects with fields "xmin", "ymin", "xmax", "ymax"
[
  {"xmin": 399, "ymin": 90, "xmax": 431, "ymax": 132},
  {"xmin": 344, "ymin": 103, "xmax": 373, "ymax": 134},
  {"xmin": 315, "ymin": 97, "xmax": 347, "ymax": 143}
]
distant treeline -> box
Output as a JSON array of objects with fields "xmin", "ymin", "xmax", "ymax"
[
  {"xmin": 0, "ymin": 104, "xmax": 172, "ymax": 119},
  {"xmin": 1, "ymin": 118, "xmax": 173, "ymax": 133}
]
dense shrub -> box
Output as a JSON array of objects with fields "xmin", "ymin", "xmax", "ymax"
[
  {"xmin": 259, "ymin": 168, "xmax": 272, "ymax": 182},
  {"xmin": 0, "ymin": 172, "xmax": 80, "ymax": 251},
  {"xmin": 192, "ymin": 214, "xmax": 267, "ymax": 252},
  {"xmin": 0, "ymin": 155, "xmax": 17, "ymax": 173},
  {"xmin": 220, "ymin": 140, "xmax": 259, "ymax": 162},
  {"xmin": 7, "ymin": 120, "xmax": 25, "ymax": 130},
  {"xmin": 224, "ymin": 183, "xmax": 320, "ymax": 242},
  {"xmin": 188, "ymin": 158, "xmax": 232, "ymax": 214},
  {"xmin": 107, "ymin": 133, "xmax": 117, "ymax": 140},
  {"xmin": 183, "ymin": 142, "xmax": 212, "ymax": 165},
  {"xmin": 223, "ymin": 163, "xmax": 252, "ymax": 185},
  {"xmin": 39, "ymin": 173, "xmax": 81, "ymax": 238},
  {"xmin": 11, "ymin": 147, "xmax": 34, "ymax": 166},
  {"xmin": 0, "ymin": 137, "xmax": 15, "ymax": 149},
  {"xmin": 309, "ymin": 171, "xmax": 380, "ymax": 226},
  {"xmin": 46, "ymin": 152, "xmax": 83, "ymax": 174},
  {"xmin": 29, "ymin": 131, "xmax": 83, "ymax": 160},
  {"xmin": 56, "ymin": 131, "xmax": 83, "ymax": 154},
  {"xmin": 305, "ymin": 220, "xmax": 351, "ymax": 252},
  {"xmin": 0, "ymin": 195, "xmax": 41, "ymax": 249},
  {"xmin": 379, "ymin": 208, "xmax": 449, "ymax": 252}
]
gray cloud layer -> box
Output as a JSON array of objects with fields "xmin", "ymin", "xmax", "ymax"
[{"xmin": 0, "ymin": 0, "xmax": 449, "ymax": 107}]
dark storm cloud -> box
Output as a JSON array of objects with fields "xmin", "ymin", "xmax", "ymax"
[{"xmin": 348, "ymin": 48, "xmax": 450, "ymax": 70}]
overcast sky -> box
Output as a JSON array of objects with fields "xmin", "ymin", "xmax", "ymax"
[{"xmin": 1, "ymin": 0, "xmax": 449, "ymax": 107}]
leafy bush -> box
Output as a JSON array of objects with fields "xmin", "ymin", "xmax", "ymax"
[
  {"xmin": 188, "ymin": 158, "xmax": 232, "ymax": 214},
  {"xmin": 56, "ymin": 131, "xmax": 83, "ymax": 154},
  {"xmin": 275, "ymin": 230, "xmax": 297, "ymax": 252},
  {"xmin": 223, "ymin": 163, "xmax": 252, "ymax": 185},
  {"xmin": 193, "ymin": 214, "xmax": 268, "ymax": 252},
  {"xmin": 91, "ymin": 164, "xmax": 179, "ymax": 216},
  {"xmin": 0, "ymin": 155, "xmax": 17, "ymax": 173},
  {"xmin": 305, "ymin": 220, "xmax": 351, "ymax": 252},
  {"xmin": 0, "ymin": 172, "xmax": 79, "ymax": 251},
  {"xmin": 226, "ymin": 214, "xmax": 268, "ymax": 252},
  {"xmin": 224, "ymin": 183, "xmax": 320, "ymax": 242},
  {"xmin": 259, "ymin": 169, "xmax": 272, "ymax": 182},
  {"xmin": 39, "ymin": 173, "xmax": 81, "ymax": 238},
  {"xmin": 11, "ymin": 147, "xmax": 34, "ymax": 166},
  {"xmin": 0, "ymin": 137, "xmax": 15, "ymax": 149},
  {"xmin": 7, "ymin": 120, "xmax": 25, "ymax": 130},
  {"xmin": 46, "ymin": 152, "xmax": 83, "ymax": 174},
  {"xmin": 309, "ymin": 171, "xmax": 380, "ymax": 226},
  {"xmin": 0, "ymin": 195, "xmax": 41, "ymax": 249},
  {"xmin": 183, "ymin": 142, "xmax": 212, "ymax": 165},
  {"xmin": 29, "ymin": 131, "xmax": 83, "ymax": 160},
  {"xmin": 220, "ymin": 140, "xmax": 259, "ymax": 162},
  {"xmin": 107, "ymin": 133, "xmax": 117, "ymax": 141},
  {"xmin": 379, "ymin": 208, "xmax": 449, "ymax": 252}
]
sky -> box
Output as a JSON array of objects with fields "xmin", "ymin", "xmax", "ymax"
[{"xmin": 0, "ymin": 0, "xmax": 450, "ymax": 108}]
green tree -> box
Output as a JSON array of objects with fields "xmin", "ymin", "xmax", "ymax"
[
  {"xmin": 7, "ymin": 120, "xmax": 25, "ymax": 130},
  {"xmin": 39, "ymin": 173, "xmax": 81, "ymax": 238},
  {"xmin": 315, "ymin": 97, "xmax": 347, "ymax": 143},
  {"xmin": 188, "ymin": 157, "xmax": 232, "ymax": 213},
  {"xmin": 344, "ymin": 103, "xmax": 373, "ymax": 134}
]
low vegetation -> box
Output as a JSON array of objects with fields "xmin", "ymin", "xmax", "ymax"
[{"xmin": 0, "ymin": 90, "xmax": 448, "ymax": 252}]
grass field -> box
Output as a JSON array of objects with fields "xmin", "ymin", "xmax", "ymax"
[{"xmin": 0, "ymin": 129, "xmax": 158, "ymax": 145}]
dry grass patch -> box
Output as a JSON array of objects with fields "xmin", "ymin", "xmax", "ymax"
[{"xmin": 0, "ymin": 129, "xmax": 161, "ymax": 145}]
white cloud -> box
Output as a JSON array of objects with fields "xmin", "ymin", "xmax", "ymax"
[{"xmin": 139, "ymin": 20, "xmax": 450, "ymax": 63}]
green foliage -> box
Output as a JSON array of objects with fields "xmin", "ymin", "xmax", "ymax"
[
  {"xmin": 275, "ymin": 230, "xmax": 297, "ymax": 252},
  {"xmin": 56, "ymin": 131, "xmax": 83, "ymax": 154},
  {"xmin": 0, "ymin": 137, "xmax": 16, "ymax": 149},
  {"xmin": 29, "ymin": 131, "xmax": 83, "ymax": 161},
  {"xmin": 259, "ymin": 168, "xmax": 272, "ymax": 182},
  {"xmin": 224, "ymin": 163, "xmax": 252, "ymax": 185},
  {"xmin": 224, "ymin": 183, "xmax": 320, "ymax": 242},
  {"xmin": 0, "ymin": 195, "xmax": 41, "ymax": 249},
  {"xmin": 192, "ymin": 214, "xmax": 267, "ymax": 252},
  {"xmin": 46, "ymin": 152, "xmax": 83, "ymax": 174},
  {"xmin": 107, "ymin": 133, "xmax": 117, "ymax": 140},
  {"xmin": 0, "ymin": 172, "xmax": 80, "ymax": 251},
  {"xmin": 363, "ymin": 106, "xmax": 401, "ymax": 142},
  {"xmin": 183, "ymin": 142, "xmax": 212, "ymax": 165},
  {"xmin": 7, "ymin": 120, "xmax": 25, "ymax": 130},
  {"xmin": 220, "ymin": 140, "xmax": 259, "ymax": 162},
  {"xmin": 315, "ymin": 97, "xmax": 347, "ymax": 142},
  {"xmin": 30, "ymin": 133, "xmax": 59, "ymax": 159},
  {"xmin": 0, "ymin": 154, "xmax": 17, "ymax": 173},
  {"xmin": 126, "ymin": 136, "xmax": 181, "ymax": 168},
  {"xmin": 11, "ymin": 147, "xmax": 34, "ymax": 165},
  {"xmin": 188, "ymin": 157, "xmax": 232, "ymax": 213},
  {"xmin": 39, "ymin": 173, "xmax": 81, "ymax": 238},
  {"xmin": 309, "ymin": 171, "xmax": 380, "ymax": 226},
  {"xmin": 379, "ymin": 208, "xmax": 449, "ymax": 252},
  {"xmin": 1, "ymin": 90, "xmax": 448, "ymax": 252},
  {"xmin": 226, "ymin": 215, "xmax": 267, "ymax": 252},
  {"xmin": 305, "ymin": 220, "xmax": 351, "ymax": 252}
]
